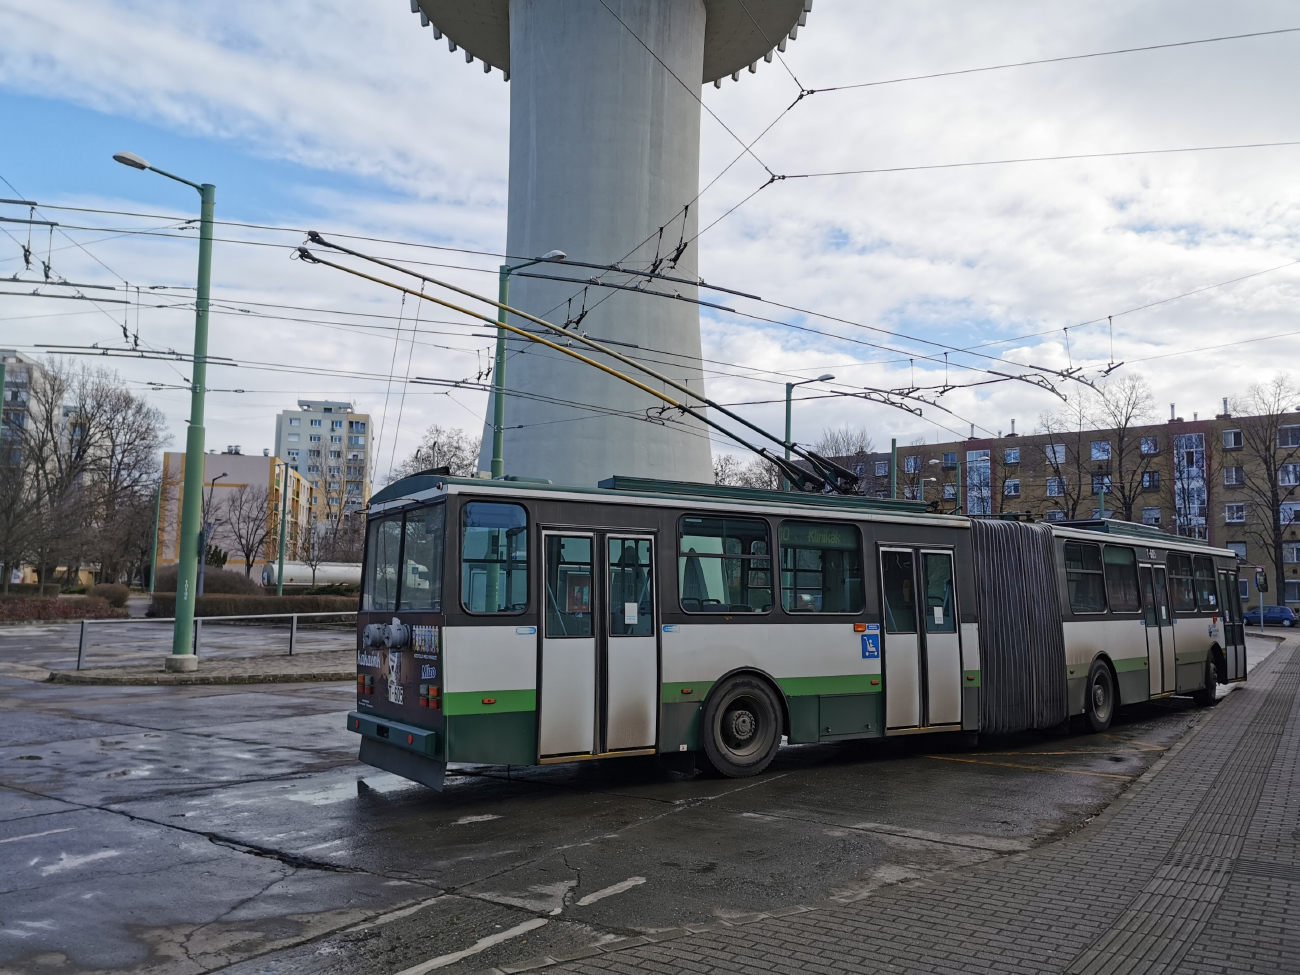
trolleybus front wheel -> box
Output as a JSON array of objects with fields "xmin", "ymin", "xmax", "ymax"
[
  {"xmin": 1191, "ymin": 655, "xmax": 1218, "ymax": 708},
  {"xmin": 1084, "ymin": 660, "xmax": 1115, "ymax": 733},
  {"xmin": 701, "ymin": 675, "xmax": 782, "ymax": 778}
]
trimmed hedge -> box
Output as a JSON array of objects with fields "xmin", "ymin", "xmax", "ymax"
[
  {"xmin": 89, "ymin": 583, "xmax": 130, "ymax": 608},
  {"xmin": 0, "ymin": 597, "xmax": 128, "ymax": 622},
  {"xmin": 148, "ymin": 593, "xmax": 357, "ymax": 618},
  {"xmin": 0, "ymin": 584, "xmax": 61, "ymax": 598},
  {"xmin": 151, "ymin": 565, "xmax": 262, "ymax": 596}
]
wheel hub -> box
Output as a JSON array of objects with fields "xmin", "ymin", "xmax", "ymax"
[{"xmin": 725, "ymin": 709, "xmax": 756, "ymax": 742}]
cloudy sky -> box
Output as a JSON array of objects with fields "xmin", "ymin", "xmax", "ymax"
[{"xmin": 2, "ymin": 0, "xmax": 1298, "ymax": 478}]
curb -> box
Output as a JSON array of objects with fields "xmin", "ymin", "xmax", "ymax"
[{"xmin": 46, "ymin": 669, "xmax": 354, "ymax": 686}]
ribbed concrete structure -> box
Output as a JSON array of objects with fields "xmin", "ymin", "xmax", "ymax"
[{"xmin": 413, "ymin": 0, "xmax": 813, "ymax": 486}]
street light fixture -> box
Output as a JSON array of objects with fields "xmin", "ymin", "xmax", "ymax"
[
  {"xmin": 197, "ymin": 472, "xmax": 227, "ymax": 597},
  {"xmin": 114, "ymin": 150, "xmax": 216, "ymax": 673},
  {"xmin": 489, "ymin": 249, "xmax": 568, "ymax": 478},
  {"xmin": 782, "ymin": 374, "xmax": 835, "ymax": 491}
]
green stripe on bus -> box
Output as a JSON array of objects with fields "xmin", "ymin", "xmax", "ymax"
[
  {"xmin": 1111, "ymin": 656, "xmax": 1148, "ymax": 673},
  {"xmin": 776, "ymin": 675, "xmax": 882, "ymax": 696},
  {"xmin": 443, "ymin": 689, "xmax": 537, "ymax": 715},
  {"xmin": 963, "ymin": 670, "xmax": 981, "ymax": 687},
  {"xmin": 662, "ymin": 681, "xmax": 714, "ymax": 704}
]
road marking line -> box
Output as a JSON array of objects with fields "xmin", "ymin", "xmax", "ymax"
[
  {"xmin": 391, "ymin": 917, "xmax": 548, "ymax": 974},
  {"xmin": 924, "ymin": 755, "xmax": 1130, "ymax": 779},
  {"xmin": 0, "ymin": 828, "xmax": 76, "ymax": 844},
  {"xmin": 454, "ymin": 814, "xmax": 501, "ymax": 825},
  {"xmin": 38, "ymin": 850, "xmax": 121, "ymax": 876},
  {"xmin": 576, "ymin": 876, "xmax": 646, "ymax": 906}
]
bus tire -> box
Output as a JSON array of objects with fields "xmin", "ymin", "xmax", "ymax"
[
  {"xmin": 701, "ymin": 675, "xmax": 782, "ymax": 778},
  {"xmin": 1191, "ymin": 656, "xmax": 1218, "ymax": 708},
  {"xmin": 1084, "ymin": 660, "xmax": 1115, "ymax": 734}
]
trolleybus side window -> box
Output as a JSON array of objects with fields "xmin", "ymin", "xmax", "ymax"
[
  {"xmin": 881, "ymin": 550, "xmax": 917, "ymax": 633},
  {"xmin": 399, "ymin": 504, "xmax": 445, "ymax": 611},
  {"xmin": 609, "ymin": 538, "xmax": 654, "ymax": 636},
  {"xmin": 1102, "ymin": 545, "xmax": 1140, "ymax": 613},
  {"xmin": 678, "ymin": 516, "xmax": 772, "ymax": 613},
  {"xmin": 778, "ymin": 521, "xmax": 864, "ymax": 614},
  {"xmin": 1166, "ymin": 553, "xmax": 1197, "ymax": 613},
  {"xmin": 1192, "ymin": 556, "xmax": 1218, "ymax": 610},
  {"xmin": 1064, "ymin": 541, "xmax": 1107, "ymax": 613},
  {"xmin": 363, "ymin": 515, "xmax": 403, "ymax": 612},
  {"xmin": 461, "ymin": 502, "xmax": 529, "ymax": 614},
  {"xmin": 544, "ymin": 536, "xmax": 593, "ymax": 637}
]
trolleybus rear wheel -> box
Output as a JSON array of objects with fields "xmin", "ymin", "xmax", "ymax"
[
  {"xmin": 1191, "ymin": 655, "xmax": 1218, "ymax": 708},
  {"xmin": 701, "ymin": 675, "xmax": 782, "ymax": 778},
  {"xmin": 1084, "ymin": 660, "xmax": 1115, "ymax": 733}
]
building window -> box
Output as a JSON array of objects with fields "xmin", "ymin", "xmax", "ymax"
[
  {"xmin": 307, "ymin": 465, "xmax": 320, "ymax": 473},
  {"xmin": 1227, "ymin": 541, "xmax": 1246, "ymax": 561},
  {"xmin": 1222, "ymin": 429, "xmax": 1243, "ymax": 450},
  {"xmin": 1090, "ymin": 441, "xmax": 1112, "ymax": 461},
  {"xmin": 1004, "ymin": 447, "xmax": 1020, "ymax": 465},
  {"xmin": 287, "ymin": 449, "xmax": 299, "ymax": 459},
  {"xmin": 943, "ymin": 483, "xmax": 957, "ymax": 500},
  {"xmin": 331, "ymin": 435, "xmax": 342, "ymax": 444},
  {"xmin": 1142, "ymin": 506, "xmax": 1161, "ymax": 526},
  {"xmin": 1047, "ymin": 477, "xmax": 1065, "ymax": 498},
  {"xmin": 904, "ymin": 456, "xmax": 919, "ymax": 474},
  {"xmin": 875, "ymin": 461, "xmax": 889, "ymax": 477},
  {"xmin": 348, "ymin": 435, "xmax": 366, "ymax": 448},
  {"xmin": 1140, "ymin": 436, "xmax": 1159, "ymax": 455},
  {"xmin": 1224, "ymin": 466, "xmax": 1245, "ymax": 487},
  {"xmin": 1280, "ymin": 464, "xmax": 1300, "ymax": 487},
  {"xmin": 1045, "ymin": 509, "xmax": 1066, "ymax": 522},
  {"xmin": 853, "ymin": 464, "xmax": 865, "ymax": 476},
  {"xmin": 903, "ymin": 485, "xmax": 918, "ymax": 500},
  {"xmin": 1142, "ymin": 471, "xmax": 1160, "ymax": 491},
  {"xmin": 310, "ymin": 419, "xmax": 322, "ymax": 427},
  {"xmin": 942, "ymin": 452, "xmax": 957, "ymax": 469},
  {"xmin": 287, "ymin": 433, "xmax": 299, "ymax": 443},
  {"xmin": 1286, "ymin": 580, "xmax": 1300, "ymax": 604},
  {"xmin": 329, "ymin": 466, "xmax": 341, "ymax": 475},
  {"xmin": 1280, "ymin": 425, "xmax": 1300, "ymax": 448},
  {"xmin": 1224, "ymin": 503, "xmax": 1246, "ymax": 524},
  {"xmin": 332, "ymin": 420, "xmax": 343, "ymax": 430},
  {"xmin": 289, "ymin": 418, "xmax": 300, "ymax": 427},
  {"xmin": 308, "ymin": 449, "xmax": 321, "ymax": 458},
  {"xmin": 1046, "ymin": 444, "xmax": 1066, "ymax": 465},
  {"xmin": 1091, "ymin": 474, "xmax": 1113, "ymax": 495},
  {"xmin": 1284, "ymin": 543, "xmax": 1300, "ymax": 564},
  {"xmin": 310, "ymin": 435, "xmax": 321, "ymax": 443},
  {"xmin": 349, "ymin": 420, "xmax": 366, "ymax": 433},
  {"xmin": 346, "ymin": 483, "xmax": 362, "ymax": 495},
  {"xmin": 347, "ymin": 465, "xmax": 364, "ymax": 476},
  {"xmin": 1004, "ymin": 479, "xmax": 1020, "ymax": 497},
  {"xmin": 1282, "ymin": 503, "xmax": 1300, "ymax": 525},
  {"xmin": 329, "ymin": 450, "xmax": 341, "ymax": 459}
]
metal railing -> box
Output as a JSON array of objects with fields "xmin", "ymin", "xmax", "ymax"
[{"xmin": 75, "ymin": 611, "xmax": 357, "ymax": 670}]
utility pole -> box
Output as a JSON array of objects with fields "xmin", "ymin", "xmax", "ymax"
[{"xmin": 890, "ymin": 439, "xmax": 897, "ymax": 500}]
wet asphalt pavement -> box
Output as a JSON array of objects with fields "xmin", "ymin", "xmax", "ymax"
[{"xmin": 0, "ymin": 638, "xmax": 1278, "ymax": 975}]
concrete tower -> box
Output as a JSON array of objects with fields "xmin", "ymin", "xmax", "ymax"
[{"xmin": 414, "ymin": 0, "xmax": 814, "ymax": 486}]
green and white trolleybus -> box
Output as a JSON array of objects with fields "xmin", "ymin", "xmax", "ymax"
[{"xmin": 349, "ymin": 473, "xmax": 1247, "ymax": 790}]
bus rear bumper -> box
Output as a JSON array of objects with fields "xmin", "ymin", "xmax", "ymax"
[{"xmin": 348, "ymin": 710, "xmax": 445, "ymax": 792}]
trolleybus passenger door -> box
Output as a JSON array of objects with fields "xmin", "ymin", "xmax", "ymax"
[
  {"xmin": 1218, "ymin": 569, "xmax": 1246, "ymax": 681},
  {"xmin": 604, "ymin": 536, "xmax": 658, "ymax": 751},
  {"xmin": 1139, "ymin": 564, "xmax": 1175, "ymax": 695},
  {"xmin": 881, "ymin": 548, "xmax": 923, "ymax": 729},
  {"xmin": 540, "ymin": 533, "xmax": 597, "ymax": 758},
  {"xmin": 920, "ymin": 551, "xmax": 962, "ymax": 726}
]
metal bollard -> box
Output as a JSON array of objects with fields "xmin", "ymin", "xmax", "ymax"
[
  {"xmin": 77, "ymin": 619, "xmax": 88, "ymax": 671},
  {"xmin": 289, "ymin": 614, "xmax": 298, "ymax": 656},
  {"xmin": 194, "ymin": 617, "xmax": 203, "ymax": 657}
]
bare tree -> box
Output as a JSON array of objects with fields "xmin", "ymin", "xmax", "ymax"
[
  {"xmin": 1231, "ymin": 375, "xmax": 1300, "ymax": 605},
  {"xmin": 814, "ymin": 426, "xmax": 875, "ymax": 459},
  {"xmin": 297, "ymin": 525, "xmax": 330, "ymax": 586},
  {"xmin": 713, "ymin": 452, "xmax": 781, "ymax": 490},
  {"xmin": 390, "ymin": 424, "xmax": 479, "ymax": 482},
  {"xmin": 1039, "ymin": 401, "xmax": 1093, "ymax": 519},
  {"xmin": 221, "ymin": 484, "xmax": 275, "ymax": 577},
  {"xmin": 1090, "ymin": 375, "xmax": 1157, "ymax": 522},
  {"xmin": 713, "ymin": 453, "xmax": 745, "ymax": 485}
]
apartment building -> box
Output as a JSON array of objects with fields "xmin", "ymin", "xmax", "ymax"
[
  {"xmin": 0, "ymin": 350, "xmax": 38, "ymax": 465},
  {"xmin": 273, "ymin": 400, "xmax": 371, "ymax": 524},
  {"xmin": 156, "ymin": 448, "xmax": 314, "ymax": 575},
  {"xmin": 830, "ymin": 405, "xmax": 1300, "ymax": 604}
]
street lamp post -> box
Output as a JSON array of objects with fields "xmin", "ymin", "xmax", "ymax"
[
  {"xmin": 489, "ymin": 249, "xmax": 567, "ymax": 478},
  {"xmin": 114, "ymin": 151, "xmax": 215, "ymax": 672},
  {"xmin": 782, "ymin": 374, "xmax": 835, "ymax": 491},
  {"xmin": 197, "ymin": 472, "xmax": 227, "ymax": 597}
]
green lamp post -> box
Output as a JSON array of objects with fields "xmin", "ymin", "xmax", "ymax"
[{"xmin": 114, "ymin": 151, "xmax": 214, "ymax": 673}]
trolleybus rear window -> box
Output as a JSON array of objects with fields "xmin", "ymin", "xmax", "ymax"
[
  {"xmin": 1064, "ymin": 541, "xmax": 1107, "ymax": 613},
  {"xmin": 679, "ymin": 516, "xmax": 772, "ymax": 613},
  {"xmin": 461, "ymin": 502, "xmax": 529, "ymax": 614},
  {"xmin": 363, "ymin": 515, "xmax": 403, "ymax": 612},
  {"xmin": 778, "ymin": 521, "xmax": 863, "ymax": 613},
  {"xmin": 1102, "ymin": 545, "xmax": 1140, "ymax": 613},
  {"xmin": 1167, "ymin": 553, "xmax": 1197, "ymax": 613},
  {"xmin": 400, "ymin": 505, "xmax": 445, "ymax": 611},
  {"xmin": 1193, "ymin": 556, "xmax": 1219, "ymax": 610}
]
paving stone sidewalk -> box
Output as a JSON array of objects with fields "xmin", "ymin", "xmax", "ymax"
[
  {"xmin": 501, "ymin": 642, "xmax": 1300, "ymax": 975},
  {"xmin": 0, "ymin": 648, "xmax": 354, "ymax": 685}
]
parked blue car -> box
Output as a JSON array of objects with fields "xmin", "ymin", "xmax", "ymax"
[{"xmin": 1241, "ymin": 605, "xmax": 1297, "ymax": 627}]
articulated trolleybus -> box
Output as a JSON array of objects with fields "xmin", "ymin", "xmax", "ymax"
[{"xmin": 349, "ymin": 473, "xmax": 1247, "ymax": 790}]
